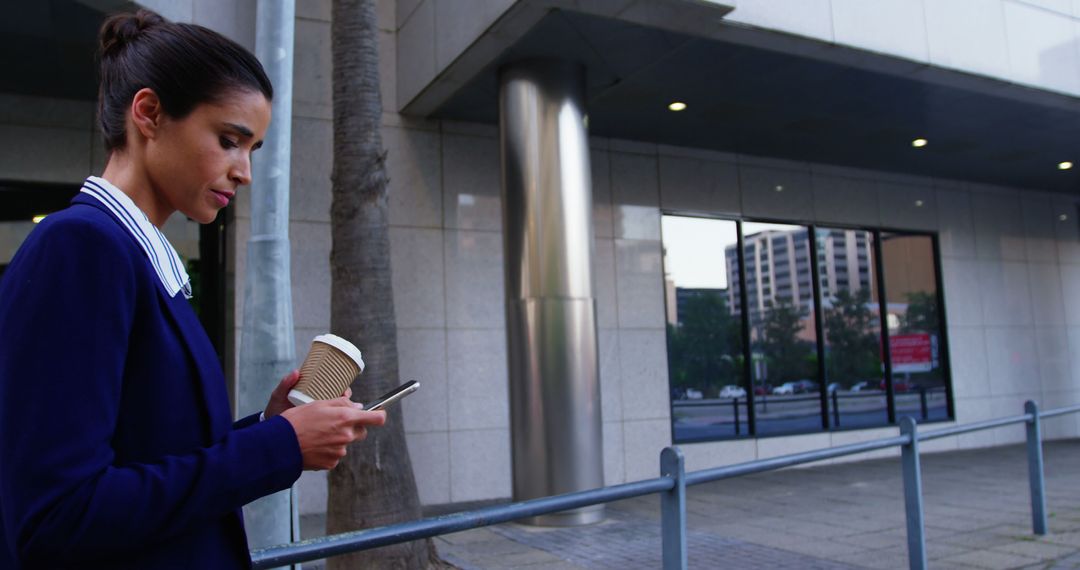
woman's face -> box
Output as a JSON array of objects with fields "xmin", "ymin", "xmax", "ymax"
[{"xmin": 145, "ymin": 89, "xmax": 271, "ymax": 224}]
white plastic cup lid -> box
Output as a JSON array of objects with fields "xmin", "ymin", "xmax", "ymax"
[{"xmin": 312, "ymin": 333, "xmax": 365, "ymax": 373}]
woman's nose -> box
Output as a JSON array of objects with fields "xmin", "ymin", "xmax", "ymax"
[{"xmin": 230, "ymin": 155, "xmax": 252, "ymax": 187}]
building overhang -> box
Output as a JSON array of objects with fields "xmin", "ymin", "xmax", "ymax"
[
  {"xmin": 0, "ymin": 0, "xmax": 132, "ymax": 101},
  {"xmin": 408, "ymin": 1, "xmax": 1080, "ymax": 194}
]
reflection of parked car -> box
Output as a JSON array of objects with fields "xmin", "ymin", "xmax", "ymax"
[
  {"xmin": 685, "ymin": 388, "xmax": 704, "ymax": 400},
  {"xmin": 826, "ymin": 382, "xmax": 841, "ymax": 393},
  {"xmin": 773, "ymin": 382, "xmax": 796, "ymax": 395},
  {"xmin": 880, "ymin": 379, "xmax": 912, "ymax": 392},
  {"xmin": 774, "ymin": 380, "xmax": 818, "ymax": 395},
  {"xmin": 851, "ymin": 381, "xmax": 873, "ymax": 392},
  {"xmin": 793, "ymin": 379, "xmax": 818, "ymax": 393},
  {"xmin": 754, "ymin": 384, "xmax": 772, "ymax": 396},
  {"xmin": 719, "ymin": 385, "xmax": 747, "ymax": 399}
]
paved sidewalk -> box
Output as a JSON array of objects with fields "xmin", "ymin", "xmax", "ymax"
[{"xmin": 432, "ymin": 440, "xmax": 1080, "ymax": 569}]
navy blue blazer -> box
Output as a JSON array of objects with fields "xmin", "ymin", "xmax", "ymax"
[{"xmin": 0, "ymin": 195, "xmax": 302, "ymax": 568}]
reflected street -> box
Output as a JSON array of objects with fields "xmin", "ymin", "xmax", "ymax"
[{"xmin": 673, "ymin": 388, "xmax": 949, "ymax": 441}]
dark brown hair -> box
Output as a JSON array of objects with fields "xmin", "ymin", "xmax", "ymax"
[{"xmin": 97, "ymin": 9, "xmax": 273, "ymax": 154}]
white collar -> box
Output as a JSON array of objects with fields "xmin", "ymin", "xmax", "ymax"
[{"xmin": 80, "ymin": 176, "xmax": 193, "ymax": 299}]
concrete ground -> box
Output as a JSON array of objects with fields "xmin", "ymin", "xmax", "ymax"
[{"xmin": 301, "ymin": 440, "xmax": 1080, "ymax": 569}]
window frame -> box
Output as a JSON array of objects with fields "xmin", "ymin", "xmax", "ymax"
[{"xmin": 662, "ymin": 211, "xmax": 955, "ymax": 444}]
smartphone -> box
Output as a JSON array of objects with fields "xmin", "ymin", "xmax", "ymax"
[{"xmin": 364, "ymin": 380, "xmax": 420, "ymax": 411}]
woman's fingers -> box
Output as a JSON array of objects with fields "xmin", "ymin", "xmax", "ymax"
[
  {"xmin": 284, "ymin": 399, "xmax": 387, "ymax": 471},
  {"xmin": 274, "ymin": 369, "xmax": 301, "ymax": 394},
  {"xmin": 351, "ymin": 409, "xmax": 386, "ymax": 427}
]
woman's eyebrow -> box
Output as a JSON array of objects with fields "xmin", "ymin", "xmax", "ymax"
[{"xmin": 223, "ymin": 122, "xmax": 253, "ymax": 137}]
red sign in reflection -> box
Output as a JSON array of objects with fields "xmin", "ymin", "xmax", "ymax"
[{"xmin": 890, "ymin": 333, "xmax": 934, "ymax": 373}]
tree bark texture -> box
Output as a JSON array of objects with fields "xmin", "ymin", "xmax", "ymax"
[{"xmin": 327, "ymin": 0, "xmax": 434, "ymax": 567}]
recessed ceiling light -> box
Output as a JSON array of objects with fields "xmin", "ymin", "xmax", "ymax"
[
  {"xmin": 32, "ymin": 215, "xmax": 46, "ymax": 224},
  {"xmin": 668, "ymin": 101, "xmax": 687, "ymax": 112},
  {"xmin": 1059, "ymin": 214, "xmax": 1069, "ymax": 222},
  {"xmin": 914, "ymin": 200, "xmax": 924, "ymax": 207},
  {"xmin": 774, "ymin": 185, "xmax": 784, "ymax": 192},
  {"xmin": 1059, "ymin": 161, "xmax": 1073, "ymax": 170},
  {"xmin": 911, "ymin": 138, "xmax": 928, "ymax": 148}
]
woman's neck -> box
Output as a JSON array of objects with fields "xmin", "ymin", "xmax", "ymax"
[{"xmin": 101, "ymin": 154, "xmax": 173, "ymax": 228}]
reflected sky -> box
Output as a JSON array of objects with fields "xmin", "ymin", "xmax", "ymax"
[{"xmin": 660, "ymin": 215, "xmax": 735, "ymax": 288}]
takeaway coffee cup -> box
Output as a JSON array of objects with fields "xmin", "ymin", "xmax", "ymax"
[{"xmin": 288, "ymin": 334, "xmax": 366, "ymax": 406}]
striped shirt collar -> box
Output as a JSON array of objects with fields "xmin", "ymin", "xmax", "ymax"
[{"xmin": 80, "ymin": 176, "xmax": 193, "ymax": 299}]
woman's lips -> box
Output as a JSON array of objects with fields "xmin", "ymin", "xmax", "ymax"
[{"xmin": 211, "ymin": 189, "xmax": 233, "ymax": 207}]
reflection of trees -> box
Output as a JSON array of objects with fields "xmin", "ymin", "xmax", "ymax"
[
  {"xmin": 759, "ymin": 299, "xmax": 815, "ymax": 383},
  {"xmin": 666, "ymin": 291, "xmax": 742, "ymax": 395},
  {"xmin": 903, "ymin": 291, "xmax": 938, "ymax": 333},
  {"xmin": 824, "ymin": 289, "xmax": 880, "ymax": 386}
]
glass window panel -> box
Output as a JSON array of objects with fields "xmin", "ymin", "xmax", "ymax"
[
  {"xmin": 743, "ymin": 222, "xmax": 823, "ymax": 436},
  {"xmin": 662, "ymin": 216, "xmax": 747, "ymax": 442},
  {"xmin": 880, "ymin": 233, "xmax": 951, "ymax": 423},
  {"xmin": 817, "ymin": 228, "xmax": 889, "ymax": 429}
]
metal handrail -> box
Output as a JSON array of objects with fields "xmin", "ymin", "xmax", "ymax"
[
  {"xmin": 684, "ymin": 434, "xmax": 909, "ymax": 486},
  {"xmin": 251, "ymin": 478, "xmax": 672, "ymax": 568},
  {"xmin": 251, "ymin": 400, "xmax": 1078, "ymax": 570},
  {"xmin": 1040, "ymin": 402, "xmax": 1080, "ymax": 419},
  {"xmin": 917, "ymin": 413, "xmax": 1031, "ymax": 441}
]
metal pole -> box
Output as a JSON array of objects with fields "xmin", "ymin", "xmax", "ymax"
[
  {"xmin": 832, "ymin": 390, "xmax": 840, "ymax": 428},
  {"xmin": 1025, "ymin": 400, "xmax": 1048, "ymax": 535},
  {"xmin": 733, "ymin": 397, "xmax": 740, "ymax": 435},
  {"xmin": 874, "ymin": 232, "xmax": 897, "ymax": 423},
  {"xmin": 807, "ymin": 227, "xmax": 829, "ymax": 429},
  {"xmin": 499, "ymin": 60, "xmax": 604, "ymax": 526},
  {"xmin": 920, "ymin": 387, "xmax": 928, "ymax": 420},
  {"xmin": 239, "ymin": 0, "xmax": 297, "ymax": 561},
  {"xmin": 735, "ymin": 221, "xmax": 756, "ymax": 435},
  {"xmin": 900, "ymin": 417, "xmax": 927, "ymax": 570},
  {"xmin": 660, "ymin": 447, "xmax": 687, "ymax": 570}
]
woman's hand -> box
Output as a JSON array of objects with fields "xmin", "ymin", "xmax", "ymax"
[
  {"xmin": 279, "ymin": 398, "xmax": 386, "ymax": 470},
  {"xmin": 263, "ymin": 369, "xmax": 352, "ymax": 420}
]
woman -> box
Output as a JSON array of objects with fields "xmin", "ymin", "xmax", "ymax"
[{"xmin": 0, "ymin": 9, "xmax": 385, "ymax": 569}]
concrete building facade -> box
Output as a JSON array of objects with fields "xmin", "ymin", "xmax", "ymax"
[{"xmin": 3, "ymin": 0, "xmax": 1080, "ymax": 528}]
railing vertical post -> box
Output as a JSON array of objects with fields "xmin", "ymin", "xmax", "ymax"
[
  {"xmin": 1025, "ymin": 400, "xmax": 1048, "ymax": 535},
  {"xmin": 660, "ymin": 447, "xmax": 687, "ymax": 570},
  {"xmin": 920, "ymin": 387, "xmax": 928, "ymax": 420},
  {"xmin": 832, "ymin": 390, "xmax": 840, "ymax": 427},
  {"xmin": 900, "ymin": 417, "xmax": 927, "ymax": 570}
]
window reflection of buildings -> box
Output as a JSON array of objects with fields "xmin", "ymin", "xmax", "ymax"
[
  {"xmin": 724, "ymin": 227, "xmax": 875, "ymax": 324},
  {"xmin": 880, "ymin": 234, "xmax": 936, "ymax": 305}
]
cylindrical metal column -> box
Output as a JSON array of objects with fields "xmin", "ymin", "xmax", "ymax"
[{"xmin": 498, "ymin": 60, "xmax": 603, "ymax": 526}]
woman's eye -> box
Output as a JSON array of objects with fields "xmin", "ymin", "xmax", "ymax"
[{"xmin": 220, "ymin": 136, "xmax": 239, "ymax": 149}]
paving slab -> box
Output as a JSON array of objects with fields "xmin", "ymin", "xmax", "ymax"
[
  {"xmin": 990, "ymin": 539, "xmax": 1078, "ymax": 561},
  {"xmin": 935, "ymin": 549, "xmax": 1042, "ymax": 569}
]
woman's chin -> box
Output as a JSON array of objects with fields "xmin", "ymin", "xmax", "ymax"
[{"xmin": 183, "ymin": 208, "xmax": 219, "ymax": 224}]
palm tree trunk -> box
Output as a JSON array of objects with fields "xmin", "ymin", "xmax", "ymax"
[{"xmin": 327, "ymin": 0, "xmax": 435, "ymax": 567}]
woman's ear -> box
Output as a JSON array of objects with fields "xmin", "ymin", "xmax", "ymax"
[{"xmin": 129, "ymin": 87, "xmax": 164, "ymax": 141}]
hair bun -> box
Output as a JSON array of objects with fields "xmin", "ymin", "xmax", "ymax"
[{"xmin": 99, "ymin": 9, "xmax": 166, "ymax": 57}]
